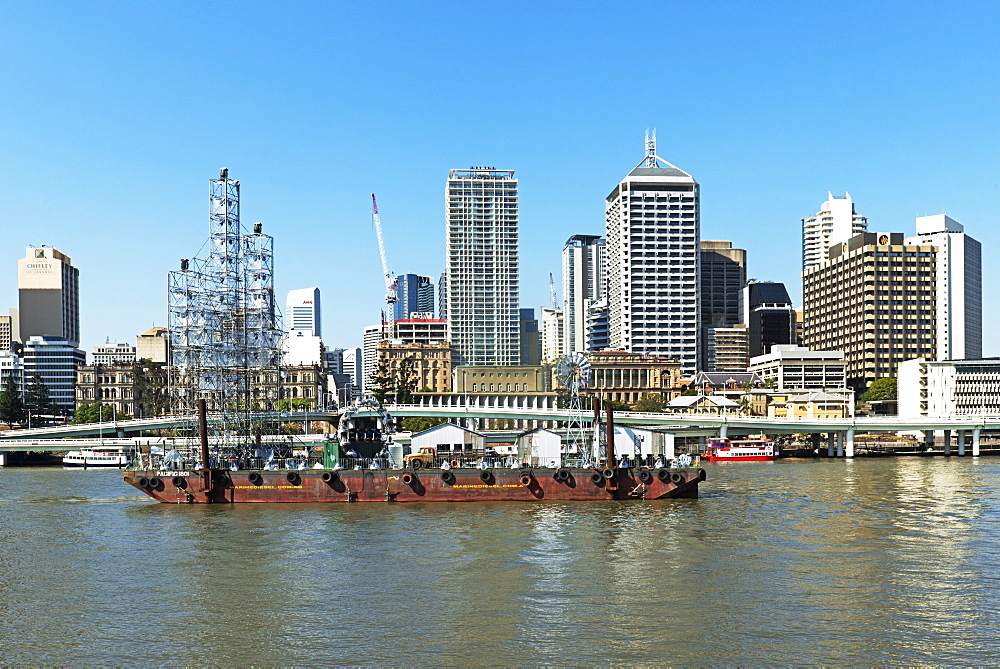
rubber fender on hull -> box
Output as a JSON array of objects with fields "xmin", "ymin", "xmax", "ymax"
[
  {"xmin": 699, "ymin": 468, "xmax": 708, "ymax": 481},
  {"xmin": 147, "ymin": 477, "xmax": 163, "ymax": 491},
  {"xmin": 285, "ymin": 471, "xmax": 301, "ymax": 485},
  {"xmin": 669, "ymin": 472, "xmax": 685, "ymax": 484},
  {"xmin": 321, "ymin": 471, "xmax": 338, "ymax": 483},
  {"xmin": 657, "ymin": 469, "xmax": 671, "ymax": 483},
  {"xmin": 402, "ymin": 472, "xmax": 417, "ymax": 486},
  {"xmin": 590, "ymin": 472, "xmax": 604, "ymax": 485},
  {"xmin": 638, "ymin": 469, "xmax": 654, "ymax": 484},
  {"xmin": 172, "ymin": 477, "xmax": 187, "ymax": 489},
  {"xmin": 554, "ymin": 468, "xmax": 571, "ymax": 483},
  {"xmin": 602, "ymin": 467, "xmax": 615, "ymax": 479},
  {"xmin": 441, "ymin": 470, "xmax": 456, "ymax": 485},
  {"xmin": 479, "ymin": 470, "xmax": 494, "ymax": 484},
  {"xmin": 248, "ymin": 472, "xmax": 264, "ymax": 486},
  {"xmin": 519, "ymin": 474, "xmax": 532, "ymax": 486},
  {"xmin": 138, "ymin": 477, "xmax": 150, "ymax": 488}
]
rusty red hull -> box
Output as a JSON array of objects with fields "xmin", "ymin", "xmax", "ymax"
[{"xmin": 124, "ymin": 467, "xmax": 705, "ymax": 503}]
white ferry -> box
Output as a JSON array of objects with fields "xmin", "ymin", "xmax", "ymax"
[
  {"xmin": 703, "ymin": 437, "xmax": 779, "ymax": 462},
  {"xmin": 63, "ymin": 449, "xmax": 130, "ymax": 468}
]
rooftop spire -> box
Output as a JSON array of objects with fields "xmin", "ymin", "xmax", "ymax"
[{"xmin": 644, "ymin": 128, "xmax": 657, "ymax": 167}]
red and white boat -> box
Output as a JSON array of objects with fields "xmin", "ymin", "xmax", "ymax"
[{"xmin": 703, "ymin": 438, "xmax": 779, "ymax": 462}]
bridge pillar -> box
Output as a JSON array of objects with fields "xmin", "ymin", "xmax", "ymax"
[
  {"xmin": 846, "ymin": 428, "xmax": 855, "ymax": 458},
  {"xmin": 719, "ymin": 424, "xmax": 728, "ymax": 440},
  {"xmin": 943, "ymin": 429, "xmax": 952, "ymax": 456},
  {"xmin": 959, "ymin": 430, "xmax": 966, "ymax": 456},
  {"xmin": 973, "ymin": 428, "xmax": 981, "ymax": 457},
  {"xmin": 827, "ymin": 433, "xmax": 835, "ymax": 457},
  {"xmin": 836, "ymin": 432, "xmax": 844, "ymax": 457}
]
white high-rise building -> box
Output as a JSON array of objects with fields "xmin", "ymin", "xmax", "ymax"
[
  {"xmin": 362, "ymin": 325, "xmax": 382, "ymax": 392},
  {"xmin": 342, "ymin": 347, "xmax": 362, "ymax": 395},
  {"xmin": 445, "ymin": 168, "xmax": 520, "ymax": 366},
  {"xmin": 801, "ymin": 193, "xmax": 867, "ymax": 271},
  {"xmin": 18, "ymin": 246, "xmax": 80, "ymax": 347},
  {"xmin": 540, "ymin": 307, "xmax": 564, "ymax": 363},
  {"xmin": 285, "ymin": 287, "xmax": 321, "ymax": 337},
  {"xmin": 605, "ymin": 132, "xmax": 700, "ymax": 373},
  {"xmin": 906, "ymin": 214, "xmax": 982, "ymax": 360},
  {"xmin": 562, "ymin": 235, "xmax": 605, "ymax": 355}
]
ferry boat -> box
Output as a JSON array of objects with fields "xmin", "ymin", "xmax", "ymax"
[
  {"xmin": 64, "ymin": 448, "xmax": 130, "ymax": 468},
  {"xmin": 703, "ymin": 437, "xmax": 779, "ymax": 462}
]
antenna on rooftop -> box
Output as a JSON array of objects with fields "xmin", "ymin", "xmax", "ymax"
[{"xmin": 644, "ymin": 128, "xmax": 658, "ymax": 167}]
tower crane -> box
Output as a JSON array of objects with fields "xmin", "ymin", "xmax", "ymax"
[
  {"xmin": 372, "ymin": 193, "xmax": 397, "ymax": 340},
  {"xmin": 549, "ymin": 273, "xmax": 558, "ymax": 309}
]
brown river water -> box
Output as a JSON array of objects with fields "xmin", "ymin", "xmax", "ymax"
[{"xmin": 1, "ymin": 457, "xmax": 999, "ymax": 665}]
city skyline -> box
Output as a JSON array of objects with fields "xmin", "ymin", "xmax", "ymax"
[{"xmin": 2, "ymin": 2, "xmax": 998, "ymax": 356}]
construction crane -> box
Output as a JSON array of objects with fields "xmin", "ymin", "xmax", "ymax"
[
  {"xmin": 372, "ymin": 193, "xmax": 397, "ymax": 340},
  {"xmin": 549, "ymin": 273, "xmax": 558, "ymax": 309}
]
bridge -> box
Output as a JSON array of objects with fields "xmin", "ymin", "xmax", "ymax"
[{"xmin": 0, "ymin": 405, "xmax": 997, "ymax": 458}]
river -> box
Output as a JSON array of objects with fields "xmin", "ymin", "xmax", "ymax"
[{"xmin": 1, "ymin": 457, "xmax": 999, "ymax": 665}]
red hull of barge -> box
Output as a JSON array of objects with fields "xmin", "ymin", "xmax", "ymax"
[{"xmin": 125, "ymin": 467, "xmax": 704, "ymax": 503}]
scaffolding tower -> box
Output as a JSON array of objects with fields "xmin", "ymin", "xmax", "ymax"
[{"xmin": 167, "ymin": 168, "xmax": 282, "ymax": 445}]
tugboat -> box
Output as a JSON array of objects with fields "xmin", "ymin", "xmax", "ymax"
[
  {"xmin": 124, "ymin": 400, "xmax": 705, "ymax": 503},
  {"xmin": 703, "ymin": 437, "xmax": 779, "ymax": 462}
]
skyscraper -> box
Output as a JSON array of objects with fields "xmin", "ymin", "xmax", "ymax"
[
  {"xmin": 362, "ymin": 325, "xmax": 382, "ymax": 392},
  {"xmin": 17, "ymin": 247, "xmax": 79, "ymax": 347},
  {"xmin": 700, "ymin": 240, "xmax": 747, "ymax": 370},
  {"xmin": 540, "ymin": 307, "xmax": 564, "ymax": 363},
  {"xmin": 562, "ymin": 235, "xmax": 605, "ymax": 355},
  {"xmin": 742, "ymin": 281, "xmax": 796, "ymax": 358},
  {"xmin": 605, "ymin": 132, "xmax": 700, "ymax": 373},
  {"xmin": 445, "ymin": 167, "xmax": 520, "ymax": 366},
  {"xmin": 803, "ymin": 231, "xmax": 938, "ymax": 392},
  {"xmin": 801, "ymin": 192, "xmax": 867, "ymax": 271},
  {"xmin": 394, "ymin": 274, "xmax": 435, "ymax": 319},
  {"xmin": 906, "ymin": 214, "xmax": 982, "ymax": 360},
  {"xmin": 285, "ymin": 287, "xmax": 321, "ymax": 337}
]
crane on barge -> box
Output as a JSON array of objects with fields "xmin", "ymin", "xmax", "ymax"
[{"xmin": 371, "ymin": 193, "xmax": 397, "ymax": 340}]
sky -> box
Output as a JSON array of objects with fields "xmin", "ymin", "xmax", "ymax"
[{"xmin": 2, "ymin": 0, "xmax": 999, "ymax": 356}]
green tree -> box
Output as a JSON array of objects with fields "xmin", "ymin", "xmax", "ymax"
[
  {"xmin": 681, "ymin": 387, "xmax": 699, "ymax": 396},
  {"xmin": 737, "ymin": 395, "xmax": 754, "ymax": 416},
  {"xmin": 368, "ymin": 355, "xmax": 394, "ymax": 404},
  {"xmin": 401, "ymin": 416, "xmax": 447, "ymax": 433},
  {"xmin": 71, "ymin": 402, "xmax": 128, "ymax": 424},
  {"xmin": 276, "ymin": 398, "xmax": 312, "ymax": 410},
  {"xmin": 0, "ymin": 375, "xmax": 26, "ymax": 426},
  {"xmin": 395, "ymin": 356, "xmax": 418, "ymax": 403},
  {"xmin": 860, "ymin": 378, "xmax": 897, "ymax": 402},
  {"xmin": 632, "ymin": 394, "xmax": 666, "ymax": 413},
  {"xmin": 23, "ymin": 374, "xmax": 53, "ymax": 416}
]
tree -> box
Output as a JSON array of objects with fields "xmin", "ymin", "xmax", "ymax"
[
  {"xmin": 71, "ymin": 402, "xmax": 128, "ymax": 424},
  {"xmin": 395, "ymin": 356, "xmax": 418, "ymax": 403},
  {"xmin": 860, "ymin": 378, "xmax": 897, "ymax": 402},
  {"xmin": 681, "ymin": 387, "xmax": 699, "ymax": 396},
  {"xmin": 276, "ymin": 398, "xmax": 312, "ymax": 410},
  {"xmin": 737, "ymin": 395, "xmax": 754, "ymax": 416},
  {"xmin": 401, "ymin": 416, "xmax": 447, "ymax": 433},
  {"xmin": 632, "ymin": 394, "xmax": 666, "ymax": 413},
  {"xmin": 368, "ymin": 355, "xmax": 394, "ymax": 404},
  {"xmin": 23, "ymin": 374, "xmax": 53, "ymax": 416},
  {"xmin": 0, "ymin": 375, "xmax": 25, "ymax": 426}
]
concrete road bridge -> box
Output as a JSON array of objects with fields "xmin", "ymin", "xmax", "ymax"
[{"xmin": 1, "ymin": 405, "xmax": 998, "ymax": 458}]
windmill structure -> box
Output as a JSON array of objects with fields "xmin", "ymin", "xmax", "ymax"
[{"xmin": 554, "ymin": 352, "xmax": 592, "ymax": 466}]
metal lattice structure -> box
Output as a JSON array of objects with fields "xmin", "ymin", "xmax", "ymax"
[
  {"xmin": 555, "ymin": 352, "xmax": 592, "ymax": 466},
  {"xmin": 167, "ymin": 169, "xmax": 282, "ymax": 444}
]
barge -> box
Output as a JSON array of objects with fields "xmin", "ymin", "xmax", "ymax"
[{"xmin": 125, "ymin": 400, "xmax": 704, "ymax": 503}]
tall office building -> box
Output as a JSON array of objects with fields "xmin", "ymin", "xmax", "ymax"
[
  {"xmin": 362, "ymin": 325, "xmax": 382, "ymax": 392},
  {"xmin": 605, "ymin": 132, "xmax": 700, "ymax": 373},
  {"xmin": 342, "ymin": 347, "xmax": 362, "ymax": 397},
  {"xmin": 286, "ymin": 287, "xmax": 321, "ymax": 337},
  {"xmin": 22, "ymin": 335, "xmax": 85, "ymax": 413},
  {"xmin": 562, "ymin": 235, "xmax": 605, "ymax": 355},
  {"xmin": 801, "ymin": 193, "xmax": 867, "ymax": 271},
  {"xmin": 437, "ymin": 271, "xmax": 448, "ymax": 321},
  {"xmin": 394, "ymin": 274, "xmax": 435, "ymax": 320},
  {"xmin": 700, "ymin": 240, "xmax": 747, "ymax": 370},
  {"xmin": 17, "ymin": 247, "xmax": 80, "ymax": 347},
  {"xmin": 803, "ymin": 232, "xmax": 938, "ymax": 392},
  {"xmin": 906, "ymin": 214, "xmax": 982, "ymax": 360},
  {"xmin": 540, "ymin": 307, "xmax": 564, "ymax": 363},
  {"xmin": 445, "ymin": 167, "xmax": 520, "ymax": 366},
  {"xmin": 742, "ymin": 281, "xmax": 796, "ymax": 358},
  {"xmin": 519, "ymin": 308, "xmax": 541, "ymax": 366}
]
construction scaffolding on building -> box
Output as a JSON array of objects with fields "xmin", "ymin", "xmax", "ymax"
[{"xmin": 167, "ymin": 168, "xmax": 283, "ymax": 449}]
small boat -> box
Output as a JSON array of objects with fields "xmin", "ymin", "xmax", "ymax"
[
  {"xmin": 64, "ymin": 449, "xmax": 129, "ymax": 468},
  {"xmin": 703, "ymin": 437, "xmax": 779, "ymax": 462}
]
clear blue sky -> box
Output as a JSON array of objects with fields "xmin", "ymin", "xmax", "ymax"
[{"xmin": 2, "ymin": 1, "xmax": 999, "ymax": 356}]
